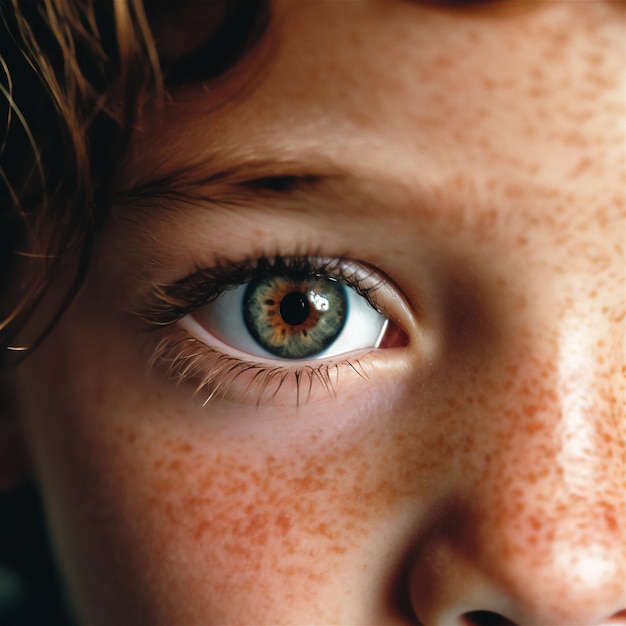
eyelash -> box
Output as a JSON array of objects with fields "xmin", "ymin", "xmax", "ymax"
[
  {"xmin": 148, "ymin": 329, "xmax": 370, "ymax": 407},
  {"xmin": 139, "ymin": 255, "xmax": 385, "ymax": 325},
  {"xmin": 137, "ymin": 254, "xmax": 393, "ymax": 406}
]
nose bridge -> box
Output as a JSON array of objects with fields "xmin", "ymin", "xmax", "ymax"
[
  {"xmin": 477, "ymin": 350, "xmax": 623, "ymax": 614},
  {"xmin": 553, "ymin": 303, "xmax": 623, "ymax": 505},
  {"xmin": 409, "ymin": 267, "xmax": 625, "ymax": 625},
  {"xmin": 487, "ymin": 273, "xmax": 622, "ymax": 590},
  {"xmin": 484, "ymin": 231, "xmax": 624, "ymax": 530}
]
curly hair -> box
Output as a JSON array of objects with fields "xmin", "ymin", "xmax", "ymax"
[{"xmin": 0, "ymin": 0, "xmax": 269, "ymax": 368}]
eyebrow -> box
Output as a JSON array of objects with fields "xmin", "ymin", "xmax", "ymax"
[
  {"xmin": 117, "ymin": 158, "xmax": 342, "ymax": 209},
  {"xmin": 113, "ymin": 150, "xmax": 475, "ymax": 243}
]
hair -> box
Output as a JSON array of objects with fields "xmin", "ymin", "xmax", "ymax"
[{"xmin": 0, "ymin": 0, "xmax": 270, "ymax": 369}]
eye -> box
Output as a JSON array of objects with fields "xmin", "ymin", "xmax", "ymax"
[
  {"xmin": 184, "ymin": 270, "xmax": 389, "ymax": 361},
  {"xmin": 141, "ymin": 256, "xmax": 410, "ymax": 405}
]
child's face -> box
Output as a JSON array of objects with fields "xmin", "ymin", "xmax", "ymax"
[{"xmin": 13, "ymin": 1, "xmax": 625, "ymax": 624}]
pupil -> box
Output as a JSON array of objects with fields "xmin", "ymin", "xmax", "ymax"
[{"xmin": 279, "ymin": 291, "xmax": 310, "ymax": 326}]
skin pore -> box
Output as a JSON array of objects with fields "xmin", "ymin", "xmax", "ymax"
[{"xmin": 10, "ymin": 0, "xmax": 625, "ymax": 624}]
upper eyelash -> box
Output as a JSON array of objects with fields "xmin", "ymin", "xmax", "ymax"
[{"xmin": 137, "ymin": 254, "xmax": 386, "ymax": 327}]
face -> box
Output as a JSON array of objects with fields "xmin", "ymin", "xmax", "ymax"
[{"xmin": 13, "ymin": 1, "xmax": 625, "ymax": 624}]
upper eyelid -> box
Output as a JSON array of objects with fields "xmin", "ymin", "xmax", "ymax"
[{"xmin": 135, "ymin": 255, "xmax": 391, "ymax": 328}]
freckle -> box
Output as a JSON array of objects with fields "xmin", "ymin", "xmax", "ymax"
[
  {"xmin": 317, "ymin": 522, "xmax": 335, "ymax": 539},
  {"xmin": 199, "ymin": 474, "xmax": 214, "ymax": 490},
  {"xmin": 479, "ymin": 137, "xmax": 491, "ymax": 150},
  {"xmin": 568, "ymin": 156, "xmax": 593, "ymax": 179},
  {"xmin": 476, "ymin": 393, "xmax": 489, "ymax": 409},
  {"xmin": 604, "ymin": 511, "xmax": 617, "ymax": 532},
  {"xmin": 526, "ymin": 422, "xmax": 545, "ymax": 436},
  {"xmin": 463, "ymin": 435, "xmax": 474, "ymax": 453},
  {"xmin": 275, "ymin": 512, "xmax": 292, "ymax": 536},
  {"xmin": 193, "ymin": 519, "xmax": 210, "ymax": 541},
  {"xmin": 223, "ymin": 541, "xmax": 253, "ymax": 558}
]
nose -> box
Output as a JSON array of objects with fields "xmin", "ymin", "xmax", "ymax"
[
  {"xmin": 408, "ymin": 305, "xmax": 625, "ymax": 625},
  {"xmin": 410, "ymin": 522, "xmax": 625, "ymax": 626}
]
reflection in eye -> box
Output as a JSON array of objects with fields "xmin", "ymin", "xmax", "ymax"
[{"xmin": 193, "ymin": 270, "xmax": 388, "ymax": 361}]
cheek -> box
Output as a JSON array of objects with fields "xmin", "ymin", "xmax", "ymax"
[
  {"xmin": 14, "ymin": 303, "xmax": 449, "ymax": 623},
  {"xmin": 64, "ymin": 405, "xmax": 457, "ymax": 622}
]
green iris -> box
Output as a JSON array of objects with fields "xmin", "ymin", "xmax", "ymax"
[{"xmin": 243, "ymin": 273, "xmax": 347, "ymax": 358}]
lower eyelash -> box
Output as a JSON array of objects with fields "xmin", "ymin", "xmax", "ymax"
[{"xmin": 149, "ymin": 327, "xmax": 370, "ymax": 407}]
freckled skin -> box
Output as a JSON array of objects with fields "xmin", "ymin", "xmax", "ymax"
[{"xmin": 14, "ymin": 1, "xmax": 625, "ymax": 624}]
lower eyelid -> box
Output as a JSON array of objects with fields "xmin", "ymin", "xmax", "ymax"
[{"xmin": 149, "ymin": 325, "xmax": 392, "ymax": 407}]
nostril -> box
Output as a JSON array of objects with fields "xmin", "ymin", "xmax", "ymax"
[{"xmin": 462, "ymin": 610, "xmax": 517, "ymax": 626}]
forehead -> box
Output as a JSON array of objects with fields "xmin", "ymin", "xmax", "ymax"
[{"xmin": 128, "ymin": 0, "xmax": 622, "ymax": 201}]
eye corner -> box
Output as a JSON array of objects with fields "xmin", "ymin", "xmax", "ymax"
[{"xmin": 377, "ymin": 318, "xmax": 410, "ymax": 350}]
